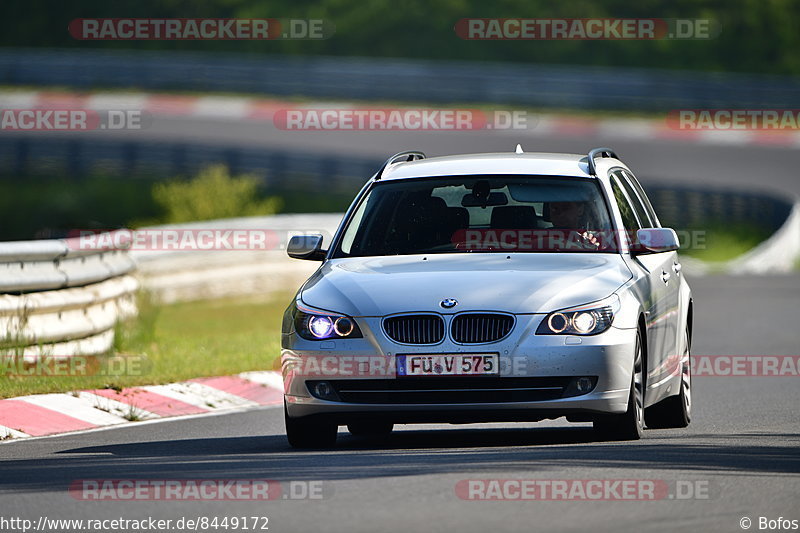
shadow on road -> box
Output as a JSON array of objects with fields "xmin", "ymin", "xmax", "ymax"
[{"xmin": 1, "ymin": 427, "xmax": 798, "ymax": 494}]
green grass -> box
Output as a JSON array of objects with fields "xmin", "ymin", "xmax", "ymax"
[
  {"xmin": 678, "ymin": 223, "xmax": 771, "ymax": 262},
  {"xmin": 0, "ymin": 292, "xmax": 293, "ymax": 399}
]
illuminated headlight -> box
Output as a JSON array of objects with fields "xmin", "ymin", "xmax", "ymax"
[
  {"xmin": 294, "ymin": 303, "xmax": 363, "ymax": 341},
  {"xmin": 572, "ymin": 312, "xmax": 597, "ymax": 334},
  {"xmin": 308, "ymin": 316, "xmax": 334, "ymax": 338},
  {"xmin": 536, "ymin": 294, "xmax": 620, "ymax": 336}
]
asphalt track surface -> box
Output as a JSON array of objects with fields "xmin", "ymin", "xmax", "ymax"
[{"xmin": 2, "ymin": 113, "xmax": 799, "ymax": 532}]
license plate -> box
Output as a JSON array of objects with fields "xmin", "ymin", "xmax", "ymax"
[{"xmin": 397, "ymin": 354, "xmax": 499, "ymax": 377}]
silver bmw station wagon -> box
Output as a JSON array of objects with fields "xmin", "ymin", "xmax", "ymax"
[{"xmin": 281, "ymin": 147, "xmax": 693, "ymax": 448}]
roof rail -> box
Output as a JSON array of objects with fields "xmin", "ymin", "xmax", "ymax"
[
  {"xmin": 374, "ymin": 151, "xmax": 426, "ymax": 180},
  {"xmin": 587, "ymin": 147, "xmax": 618, "ymax": 176}
]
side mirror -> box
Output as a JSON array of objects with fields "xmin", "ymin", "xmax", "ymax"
[
  {"xmin": 287, "ymin": 234, "xmax": 326, "ymax": 261},
  {"xmin": 635, "ymin": 228, "xmax": 680, "ymax": 253}
]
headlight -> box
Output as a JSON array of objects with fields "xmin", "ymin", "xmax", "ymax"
[
  {"xmin": 536, "ymin": 294, "xmax": 620, "ymax": 336},
  {"xmin": 293, "ymin": 302, "xmax": 363, "ymax": 341}
]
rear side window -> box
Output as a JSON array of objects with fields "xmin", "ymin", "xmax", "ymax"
[
  {"xmin": 623, "ymin": 170, "xmax": 660, "ymax": 227},
  {"xmin": 612, "ymin": 171, "xmax": 653, "ymax": 228},
  {"xmin": 611, "ymin": 177, "xmax": 641, "ymax": 232}
]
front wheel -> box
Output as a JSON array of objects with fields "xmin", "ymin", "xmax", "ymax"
[
  {"xmin": 594, "ymin": 330, "xmax": 644, "ymax": 441},
  {"xmin": 284, "ymin": 402, "xmax": 338, "ymax": 449}
]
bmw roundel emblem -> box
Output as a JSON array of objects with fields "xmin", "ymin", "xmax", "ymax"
[{"xmin": 440, "ymin": 298, "xmax": 458, "ymax": 309}]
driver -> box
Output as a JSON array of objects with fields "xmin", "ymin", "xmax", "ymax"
[{"xmin": 546, "ymin": 201, "xmax": 602, "ymax": 250}]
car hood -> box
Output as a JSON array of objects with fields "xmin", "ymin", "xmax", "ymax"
[{"xmin": 300, "ymin": 253, "xmax": 632, "ymax": 316}]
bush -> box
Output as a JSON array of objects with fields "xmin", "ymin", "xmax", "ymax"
[
  {"xmin": 151, "ymin": 165, "xmax": 282, "ymax": 224},
  {"xmin": 0, "ymin": 175, "xmax": 159, "ymax": 240}
]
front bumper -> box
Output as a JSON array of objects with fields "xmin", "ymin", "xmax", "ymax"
[{"xmin": 282, "ymin": 315, "xmax": 637, "ymax": 423}]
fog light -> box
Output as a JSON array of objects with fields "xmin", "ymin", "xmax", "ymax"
[
  {"xmin": 313, "ymin": 381, "xmax": 335, "ymax": 399},
  {"xmin": 576, "ymin": 377, "xmax": 593, "ymax": 392}
]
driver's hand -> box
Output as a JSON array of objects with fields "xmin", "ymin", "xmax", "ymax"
[{"xmin": 581, "ymin": 231, "xmax": 601, "ymax": 249}]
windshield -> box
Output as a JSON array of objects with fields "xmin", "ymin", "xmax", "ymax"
[{"xmin": 334, "ymin": 175, "xmax": 620, "ymax": 257}]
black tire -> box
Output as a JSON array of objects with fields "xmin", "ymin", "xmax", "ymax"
[
  {"xmin": 284, "ymin": 402, "xmax": 338, "ymax": 449},
  {"xmin": 645, "ymin": 325, "xmax": 692, "ymax": 429},
  {"xmin": 594, "ymin": 330, "xmax": 644, "ymax": 441},
  {"xmin": 347, "ymin": 421, "xmax": 394, "ymax": 437}
]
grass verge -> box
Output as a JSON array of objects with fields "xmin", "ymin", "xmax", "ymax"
[
  {"xmin": 679, "ymin": 223, "xmax": 771, "ymax": 262},
  {"xmin": 0, "ymin": 291, "xmax": 292, "ymax": 399}
]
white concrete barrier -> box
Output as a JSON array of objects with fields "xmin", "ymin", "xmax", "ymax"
[{"xmin": 0, "ymin": 232, "xmax": 138, "ymax": 357}]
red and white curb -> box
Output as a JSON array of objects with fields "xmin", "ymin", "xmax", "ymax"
[
  {"xmin": 515, "ymin": 115, "xmax": 800, "ymax": 148},
  {"xmin": 2, "ymin": 89, "xmax": 800, "ymax": 148},
  {"xmin": 0, "ymin": 90, "xmax": 295, "ymax": 122},
  {"xmin": 0, "ymin": 371, "xmax": 283, "ymax": 441}
]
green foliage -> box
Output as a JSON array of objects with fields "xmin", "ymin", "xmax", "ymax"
[
  {"xmin": 0, "ymin": 166, "xmax": 285, "ymax": 239},
  {"xmin": 0, "ymin": 175, "xmax": 158, "ymax": 241},
  {"xmin": 150, "ymin": 165, "xmax": 282, "ymax": 224},
  {"xmin": 277, "ymin": 188, "xmax": 353, "ymax": 213},
  {"xmin": 680, "ymin": 222, "xmax": 771, "ymax": 262},
  {"xmin": 3, "ymin": 0, "xmax": 800, "ymax": 75}
]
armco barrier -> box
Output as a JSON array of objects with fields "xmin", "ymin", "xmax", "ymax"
[
  {"xmin": 0, "ymin": 135, "xmax": 377, "ymax": 188},
  {"xmin": 0, "ymin": 134, "xmax": 794, "ymax": 244},
  {"xmin": 130, "ymin": 214, "xmax": 341, "ymax": 304},
  {"xmin": 0, "ymin": 231, "xmax": 138, "ymax": 358},
  {"xmin": 2, "ymin": 48, "xmax": 800, "ymax": 110}
]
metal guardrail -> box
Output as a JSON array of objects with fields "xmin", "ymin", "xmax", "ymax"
[
  {"xmin": 0, "ymin": 232, "xmax": 138, "ymax": 357},
  {"xmin": 645, "ymin": 185, "xmax": 792, "ymax": 234},
  {"xmin": 0, "ymin": 136, "xmax": 377, "ymax": 192},
  {"xmin": 132, "ymin": 214, "xmax": 340, "ymax": 303},
  {"xmin": 2, "ymin": 48, "xmax": 800, "ymax": 110},
  {"xmin": 0, "ymin": 134, "xmax": 794, "ymax": 235}
]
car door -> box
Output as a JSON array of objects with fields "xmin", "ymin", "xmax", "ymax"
[
  {"xmin": 609, "ymin": 170, "xmax": 679, "ymax": 403},
  {"xmin": 621, "ymin": 169, "xmax": 682, "ymax": 368}
]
